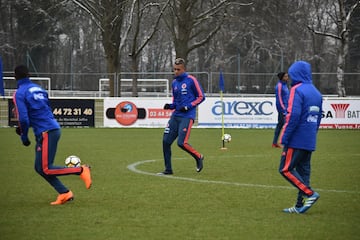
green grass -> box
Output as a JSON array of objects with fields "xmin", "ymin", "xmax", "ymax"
[{"xmin": 0, "ymin": 128, "xmax": 359, "ymax": 240}]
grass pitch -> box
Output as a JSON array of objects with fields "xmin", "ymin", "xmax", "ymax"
[{"xmin": 0, "ymin": 128, "xmax": 359, "ymax": 240}]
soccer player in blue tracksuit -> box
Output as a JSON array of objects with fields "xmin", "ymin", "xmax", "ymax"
[
  {"xmin": 278, "ymin": 61, "xmax": 322, "ymax": 214},
  {"xmin": 159, "ymin": 58, "xmax": 205, "ymax": 175},
  {"xmin": 13, "ymin": 65, "xmax": 92, "ymax": 205},
  {"xmin": 272, "ymin": 72, "xmax": 289, "ymax": 148}
]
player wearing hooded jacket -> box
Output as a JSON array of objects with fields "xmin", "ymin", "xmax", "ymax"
[
  {"xmin": 278, "ymin": 61, "xmax": 322, "ymax": 214},
  {"xmin": 159, "ymin": 58, "xmax": 205, "ymax": 175},
  {"xmin": 13, "ymin": 65, "xmax": 92, "ymax": 205}
]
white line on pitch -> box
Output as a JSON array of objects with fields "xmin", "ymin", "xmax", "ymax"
[{"xmin": 127, "ymin": 160, "xmax": 360, "ymax": 194}]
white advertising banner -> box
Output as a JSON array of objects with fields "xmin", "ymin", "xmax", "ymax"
[
  {"xmin": 103, "ymin": 98, "xmax": 171, "ymax": 127},
  {"xmin": 198, "ymin": 97, "xmax": 277, "ymax": 128},
  {"xmin": 198, "ymin": 97, "xmax": 360, "ymax": 129},
  {"xmin": 320, "ymin": 98, "xmax": 360, "ymax": 129},
  {"xmin": 103, "ymin": 97, "xmax": 360, "ymax": 129}
]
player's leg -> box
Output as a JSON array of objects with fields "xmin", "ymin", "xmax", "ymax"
[
  {"xmin": 177, "ymin": 118, "xmax": 203, "ymax": 172},
  {"xmin": 272, "ymin": 112, "xmax": 284, "ymax": 146},
  {"xmin": 177, "ymin": 118, "xmax": 201, "ymax": 159},
  {"xmin": 296, "ymin": 151, "xmax": 312, "ymax": 205},
  {"xmin": 294, "ymin": 153, "xmax": 312, "ymax": 208},
  {"xmin": 34, "ymin": 129, "xmax": 73, "ymax": 194},
  {"xmin": 43, "ymin": 129, "xmax": 92, "ymax": 189},
  {"xmin": 295, "ymin": 151, "xmax": 319, "ymax": 213},
  {"xmin": 280, "ymin": 148, "xmax": 319, "ymax": 213},
  {"xmin": 161, "ymin": 116, "xmax": 178, "ymax": 173},
  {"xmin": 297, "ymin": 151, "xmax": 312, "ymax": 189},
  {"xmin": 278, "ymin": 148, "xmax": 313, "ymax": 196},
  {"xmin": 37, "ymin": 130, "xmax": 82, "ymax": 176}
]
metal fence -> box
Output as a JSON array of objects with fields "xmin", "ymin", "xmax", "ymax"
[{"xmin": 2, "ymin": 72, "xmax": 360, "ymax": 97}]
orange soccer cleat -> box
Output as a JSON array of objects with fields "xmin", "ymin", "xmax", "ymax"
[
  {"xmin": 50, "ymin": 190, "xmax": 74, "ymax": 205},
  {"xmin": 80, "ymin": 165, "xmax": 92, "ymax": 189}
]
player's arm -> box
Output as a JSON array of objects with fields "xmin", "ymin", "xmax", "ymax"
[
  {"xmin": 280, "ymin": 90, "xmax": 301, "ymax": 146},
  {"xmin": 277, "ymin": 83, "xmax": 287, "ymax": 114},
  {"xmin": 317, "ymin": 98, "xmax": 323, "ymax": 130},
  {"xmin": 14, "ymin": 94, "xmax": 31, "ymax": 146},
  {"xmin": 187, "ymin": 77, "xmax": 205, "ymax": 110}
]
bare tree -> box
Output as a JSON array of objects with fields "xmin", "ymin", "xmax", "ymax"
[
  {"xmin": 163, "ymin": 0, "xmax": 242, "ymax": 63},
  {"xmin": 71, "ymin": 0, "xmax": 131, "ymax": 96},
  {"xmin": 308, "ymin": 0, "xmax": 360, "ymax": 96},
  {"xmin": 127, "ymin": 0, "xmax": 170, "ymax": 97}
]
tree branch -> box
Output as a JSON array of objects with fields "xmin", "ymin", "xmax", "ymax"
[
  {"xmin": 307, "ymin": 26, "xmax": 341, "ymax": 40},
  {"xmin": 134, "ymin": 0, "xmax": 171, "ymax": 57},
  {"xmin": 71, "ymin": 0, "xmax": 104, "ymax": 31}
]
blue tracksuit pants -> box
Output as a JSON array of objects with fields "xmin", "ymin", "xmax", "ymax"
[
  {"xmin": 273, "ymin": 112, "xmax": 285, "ymax": 144},
  {"xmin": 34, "ymin": 129, "xmax": 82, "ymax": 194},
  {"xmin": 162, "ymin": 116, "xmax": 201, "ymax": 172},
  {"xmin": 279, "ymin": 147, "xmax": 315, "ymax": 207}
]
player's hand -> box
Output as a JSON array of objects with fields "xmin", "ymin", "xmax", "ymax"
[
  {"xmin": 164, "ymin": 104, "xmax": 171, "ymax": 109},
  {"xmin": 21, "ymin": 135, "xmax": 31, "ymax": 147},
  {"xmin": 15, "ymin": 126, "xmax": 21, "ymax": 136},
  {"xmin": 180, "ymin": 106, "xmax": 188, "ymax": 112},
  {"xmin": 23, "ymin": 140, "xmax": 31, "ymax": 146}
]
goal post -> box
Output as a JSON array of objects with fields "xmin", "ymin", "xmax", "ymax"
[
  {"xmin": 98, "ymin": 78, "xmax": 169, "ymax": 97},
  {"xmin": 2, "ymin": 77, "xmax": 51, "ymax": 97}
]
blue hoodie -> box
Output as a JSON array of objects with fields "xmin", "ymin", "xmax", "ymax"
[
  {"xmin": 168, "ymin": 72, "xmax": 205, "ymax": 120},
  {"xmin": 13, "ymin": 77, "xmax": 60, "ymax": 138},
  {"xmin": 280, "ymin": 61, "xmax": 322, "ymax": 151}
]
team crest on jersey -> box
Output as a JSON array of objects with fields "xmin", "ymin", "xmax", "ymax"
[{"xmin": 181, "ymin": 83, "xmax": 187, "ymax": 94}]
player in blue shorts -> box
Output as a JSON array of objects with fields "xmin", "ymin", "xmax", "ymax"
[{"xmin": 159, "ymin": 58, "xmax": 205, "ymax": 175}]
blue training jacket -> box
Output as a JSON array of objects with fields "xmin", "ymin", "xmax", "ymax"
[
  {"xmin": 275, "ymin": 79, "xmax": 289, "ymax": 114},
  {"xmin": 13, "ymin": 77, "xmax": 60, "ymax": 138},
  {"xmin": 168, "ymin": 72, "xmax": 205, "ymax": 120},
  {"xmin": 280, "ymin": 61, "xmax": 322, "ymax": 151}
]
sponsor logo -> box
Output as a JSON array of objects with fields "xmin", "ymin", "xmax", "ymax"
[
  {"xmin": 211, "ymin": 100, "xmax": 273, "ymax": 116},
  {"xmin": 114, "ymin": 101, "xmax": 138, "ymax": 125},
  {"xmin": 33, "ymin": 92, "xmax": 45, "ymax": 100},
  {"xmin": 330, "ymin": 104, "xmax": 350, "ymax": 118},
  {"xmin": 307, "ymin": 115, "xmax": 318, "ymax": 123}
]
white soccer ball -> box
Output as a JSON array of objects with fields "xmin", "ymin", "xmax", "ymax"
[
  {"xmin": 65, "ymin": 155, "xmax": 81, "ymax": 167},
  {"xmin": 222, "ymin": 133, "xmax": 232, "ymax": 142}
]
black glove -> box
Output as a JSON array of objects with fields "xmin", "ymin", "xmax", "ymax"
[
  {"xmin": 164, "ymin": 104, "xmax": 171, "ymax": 109},
  {"xmin": 121, "ymin": 108, "xmax": 128, "ymax": 113},
  {"xmin": 180, "ymin": 106, "xmax": 189, "ymax": 112},
  {"xmin": 22, "ymin": 139, "xmax": 31, "ymax": 146},
  {"xmin": 21, "ymin": 135, "xmax": 31, "ymax": 147},
  {"xmin": 15, "ymin": 126, "xmax": 21, "ymax": 136}
]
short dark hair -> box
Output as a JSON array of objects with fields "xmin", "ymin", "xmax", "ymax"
[
  {"xmin": 14, "ymin": 65, "xmax": 30, "ymax": 80},
  {"xmin": 174, "ymin": 58, "xmax": 185, "ymax": 66},
  {"xmin": 277, "ymin": 72, "xmax": 286, "ymax": 80}
]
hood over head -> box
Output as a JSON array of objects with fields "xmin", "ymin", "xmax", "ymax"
[{"xmin": 288, "ymin": 61, "xmax": 312, "ymax": 86}]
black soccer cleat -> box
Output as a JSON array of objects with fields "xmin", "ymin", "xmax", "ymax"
[
  {"xmin": 196, "ymin": 155, "xmax": 204, "ymax": 173},
  {"xmin": 157, "ymin": 170, "xmax": 173, "ymax": 175}
]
